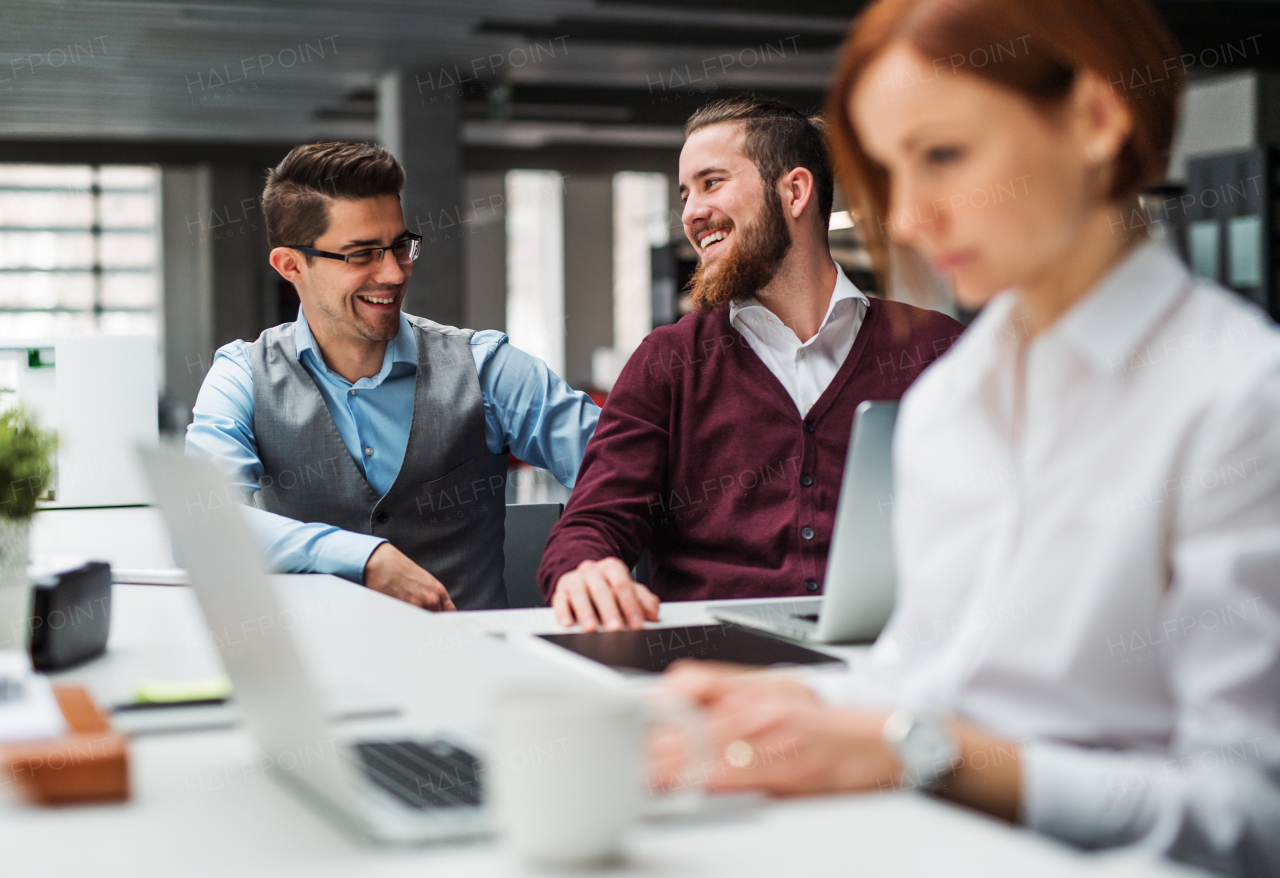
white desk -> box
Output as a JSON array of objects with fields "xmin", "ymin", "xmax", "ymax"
[{"xmin": 1, "ymin": 577, "xmax": 1198, "ymax": 878}]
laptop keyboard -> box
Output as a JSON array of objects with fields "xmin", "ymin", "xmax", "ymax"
[{"xmin": 356, "ymin": 739, "xmax": 483, "ymax": 810}]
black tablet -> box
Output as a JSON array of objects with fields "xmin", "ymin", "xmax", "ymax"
[{"xmin": 538, "ymin": 624, "xmax": 846, "ymax": 675}]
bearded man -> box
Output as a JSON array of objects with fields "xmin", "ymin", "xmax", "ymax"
[{"xmin": 537, "ymin": 95, "xmax": 965, "ymax": 630}]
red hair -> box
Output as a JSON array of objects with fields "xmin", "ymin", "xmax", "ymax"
[{"xmin": 826, "ymin": 0, "xmax": 1182, "ymax": 281}]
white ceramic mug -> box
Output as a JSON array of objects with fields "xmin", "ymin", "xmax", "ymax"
[{"xmin": 486, "ymin": 681, "xmax": 706, "ymax": 868}]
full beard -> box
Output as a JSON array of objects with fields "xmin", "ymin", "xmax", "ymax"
[{"xmin": 687, "ymin": 187, "xmax": 792, "ymax": 314}]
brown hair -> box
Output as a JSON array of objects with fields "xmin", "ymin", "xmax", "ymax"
[
  {"xmin": 825, "ymin": 0, "xmax": 1182, "ymax": 281},
  {"xmin": 686, "ymin": 95, "xmax": 835, "ymax": 226},
  {"xmin": 262, "ymin": 141, "xmax": 404, "ymax": 249}
]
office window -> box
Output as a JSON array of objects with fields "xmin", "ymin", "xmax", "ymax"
[
  {"xmin": 589, "ymin": 172, "xmax": 669, "ymax": 389},
  {"xmin": 0, "ymin": 164, "xmax": 160, "ymax": 341},
  {"xmin": 1228, "ymin": 215, "xmax": 1262, "ymax": 288},
  {"xmin": 1187, "ymin": 219, "xmax": 1220, "ymax": 282},
  {"xmin": 505, "ymin": 170, "xmax": 565, "ymax": 376},
  {"xmin": 612, "ymin": 172, "xmax": 668, "ymax": 356}
]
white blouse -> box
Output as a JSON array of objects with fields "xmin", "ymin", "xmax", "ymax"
[{"xmin": 814, "ymin": 241, "xmax": 1280, "ymax": 874}]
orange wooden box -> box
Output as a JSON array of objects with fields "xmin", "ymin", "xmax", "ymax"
[{"xmin": 1, "ymin": 686, "xmax": 130, "ymax": 804}]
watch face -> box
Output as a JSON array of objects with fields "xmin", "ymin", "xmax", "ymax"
[{"xmin": 901, "ymin": 720, "xmax": 957, "ymax": 783}]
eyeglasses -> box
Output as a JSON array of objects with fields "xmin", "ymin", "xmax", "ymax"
[{"xmin": 287, "ymin": 233, "xmax": 422, "ymax": 268}]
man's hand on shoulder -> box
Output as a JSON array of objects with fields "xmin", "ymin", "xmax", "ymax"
[
  {"xmin": 364, "ymin": 542, "xmax": 456, "ymax": 611},
  {"xmin": 551, "ymin": 557, "xmax": 660, "ymax": 632}
]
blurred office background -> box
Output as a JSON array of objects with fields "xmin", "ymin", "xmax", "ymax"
[{"xmin": 2, "ymin": 1, "xmax": 1279, "ymax": 504}]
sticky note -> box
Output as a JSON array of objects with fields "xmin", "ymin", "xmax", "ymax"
[{"xmin": 134, "ymin": 676, "xmax": 232, "ymax": 704}]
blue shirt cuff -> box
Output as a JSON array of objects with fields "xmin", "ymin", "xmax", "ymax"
[{"xmin": 309, "ymin": 530, "xmax": 387, "ymax": 582}]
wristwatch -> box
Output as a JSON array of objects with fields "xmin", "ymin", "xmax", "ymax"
[{"xmin": 882, "ymin": 709, "xmax": 960, "ymax": 791}]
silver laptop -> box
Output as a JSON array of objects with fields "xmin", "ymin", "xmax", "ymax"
[
  {"xmin": 140, "ymin": 446, "xmax": 492, "ymax": 844},
  {"xmin": 709, "ymin": 400, "xmax": 898, "ymax": 644}
]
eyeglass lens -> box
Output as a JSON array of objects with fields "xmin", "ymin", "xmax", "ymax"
[{"xmin": 348, "ymin": 239, "xmax": 419, "ymax": 267}]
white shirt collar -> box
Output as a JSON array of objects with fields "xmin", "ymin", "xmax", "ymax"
[
  {"xmin": 729, "ymin": 263, "xmax": 868, "ymax": 339},
  {"xmin": 952, "ymin": 241, "xmax": 1193, "ymax": 384},
  {"xmin": 1045, "ymin": 240, "xmax": 1191, "ymax": 374}
]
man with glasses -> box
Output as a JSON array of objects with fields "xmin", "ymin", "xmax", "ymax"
[{"xmin": 186, "ymin": 141, "xmax": 599, "ymax": 611}]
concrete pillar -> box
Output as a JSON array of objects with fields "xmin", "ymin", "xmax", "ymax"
[
  {"xmin": 378, "ymin": 69, "xmax": 464, "ymax": 327},
  {"xmin": 463, "ymin": 172, "xmax": 507, "ymax": 332},
  {"xmin": 208, "ymin": 165, "xmax": 271, "ymax": 348},
  {"xmin": 159, "ymin": 163, "xmax": 272, "ymax": 431},
  {"xmin": 562, "ymin": 174, "xmax": 614, "ymax": 389},
  {"xmin": 159, "ymin": 164, "xmax": 213, "ymax": 423}
]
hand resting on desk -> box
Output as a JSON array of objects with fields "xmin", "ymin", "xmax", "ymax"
[
  {"xmin": 653, "ymin": 661, "xmax": 1020, "ymax": 822},
  {"xmin": 363, "ymin": 542, "xmax": 456, "ymax": 612},
  {"xmin": 649, "ymin": 662, "xmax": 896, "ymax": 796},
  {"xmin": 551, "ymin": 557, "xmax": 660, "ymax": 631}
]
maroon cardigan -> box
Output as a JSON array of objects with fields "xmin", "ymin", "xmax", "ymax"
[{"xmin": 538, "ymin": 298, "xmax": 965, "ymax": 603}]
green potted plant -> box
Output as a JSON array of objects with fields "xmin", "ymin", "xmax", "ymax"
[{"xmin": 0, "ymin": 407, "xmax": 55, "ymax": 650}]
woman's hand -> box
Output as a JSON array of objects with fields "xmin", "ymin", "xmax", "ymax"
[
  {"xmin": 653, "ymin": 661, "xmax": 1023, "ymax": 822},
  {"xmin": 652, "ymin": 661, "xmax": 898, "ymax": 796}
]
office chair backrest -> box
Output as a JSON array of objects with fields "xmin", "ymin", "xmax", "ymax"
[{"xmin": 503, "ymin": 502, "xmax": 564, "ymax": 608}]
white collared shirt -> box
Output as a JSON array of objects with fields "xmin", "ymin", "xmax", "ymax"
[
  {"xmin": 812, "ymin": 242, "xmax": 1280, "ymax": 872},
  {"xmin": 729, "ymin": 264, "xmax": 870, "ymax": 416}
]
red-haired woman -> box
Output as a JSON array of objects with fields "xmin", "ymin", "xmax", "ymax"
[{"xmin": 660, "ymin": 1, "xmax": 1280, "ymax": 872}]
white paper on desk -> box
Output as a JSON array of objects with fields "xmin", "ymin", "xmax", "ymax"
[
  {"xmin": 110, "ymin": 567, "xmax": 189, "ymax": 586},
  {"xmin": 0, "ymin": 649, "xmax": 68, "ymax": 743}
]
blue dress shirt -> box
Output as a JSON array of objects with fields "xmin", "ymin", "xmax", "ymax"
[{"xmin": 186, "ymin": 310, "xmax": 599, "ymax": 581}]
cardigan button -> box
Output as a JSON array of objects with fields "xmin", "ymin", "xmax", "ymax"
[
  {"xmin": 805, "ymin": 579, "xmax": 819, "ymax": 592},
  {"xmin": 803, "ymin": 420, "xmax": 815, "ymax": 434},
  {"xmin": 374, "ymin": 511, "xmax": 389, "ymax": 524},
  {"xmin": 800, "ymin": 474, "xmax": 813, "ymax": 487},
  {"xmin": 801, "ymin": 526, "xmax": 815, "ymax": 540}
]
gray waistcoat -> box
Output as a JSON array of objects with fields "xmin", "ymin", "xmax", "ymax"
[{"xmin": 247, "ymin": 315, "xmax": 509, "ymax": 610}]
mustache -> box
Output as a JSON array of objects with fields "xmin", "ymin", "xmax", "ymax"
[{"xmin": 693, "ymin": 220, "xmax": 733, "ymax": 234}]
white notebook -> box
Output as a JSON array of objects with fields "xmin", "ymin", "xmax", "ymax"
[{"xmin": 0, "ymin": 650, "xmax": 67, "ymax": 743}]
